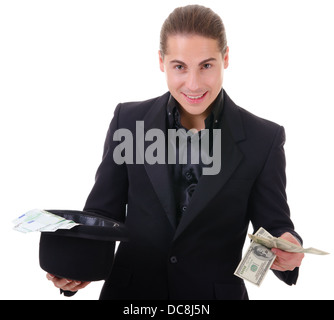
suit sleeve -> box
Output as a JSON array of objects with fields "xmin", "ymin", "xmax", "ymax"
[
  {"xmin": 83, "ymin": 103, "xmax": 128, "ymax": 222},
  {"xmin": 57, "ymin": 104, "xmax": 128, "ymax": 297},
  {"xmin": 248, "ymin": 125, "xmax": 302, "ymax": 285}
]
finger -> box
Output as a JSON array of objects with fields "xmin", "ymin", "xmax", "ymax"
[
  {"xmin": 275, "ymin": 262, "xmax": 296, "ymax": 271},
  {"xmin": 73, "ymin": 281, "xmax": 91, "ymax": 291},
  {"xmin": 49, "ymin": 276, "xmax": 77, "ymax": 291},
  {"xmin": 52, "ymin": 277, "xmax": 72, "ymax": 289},
  {"xmin": 62, "ymin": 280, "xmax": 82, "ymax": 291},
  {"xmin": 46, "ymin": 273, "xmax": 55, "ymax": 281},
  {"xmin": 271, "ymin": 248, "xmax": 295, "ymax": 260},
  {"xmin": 271, "ymin": 262, "xmax": 286, "ymax": 271},
  {"xmin": 61, "ymin": 280, "xmax": 91, "ymax": 292},
  {"xmin": 46, "ymin": 273, "xmax": 63, "ymax": 284},
  {"xmin": 272, "ymin": 248, "xmax": 304, "ymax": 267},
  {"xmin": 272, "ymin": 251, "xmax": 302, "ymax": 270},
  {"xmin": 271, "ymin": 259, "xmax": 296, "ymax": 271},
  {"xmin": 46, "ymin": 272, "xmax": 90, "ymax": 291},
  {"xmin": 272, "ymin": 248, "xmax": 304, "ymax": 262},
  {"xmin": 271, "ymin": 262, "xmax": 295, "ymax": 271}
]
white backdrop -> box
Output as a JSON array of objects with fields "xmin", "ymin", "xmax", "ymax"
[{"xmin": 1, "ymin": 0, "xmax": 333, "ymax": 300}]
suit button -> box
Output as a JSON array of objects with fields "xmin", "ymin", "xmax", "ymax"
[
  {"xmin": 185, "ymin": 171, "xmax": 192, "ymax": 180},
  {"xmin": 170, "ymin": 256, "xmax": 178, "ymax": 264}
]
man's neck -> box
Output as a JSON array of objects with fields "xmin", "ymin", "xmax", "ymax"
[{"xmin": 179, "ymin": 105, "xmax": 212, "ymax": 131}]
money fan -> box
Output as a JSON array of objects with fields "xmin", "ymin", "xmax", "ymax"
[{"xmin": 39, "ymin": 210, "xmax": 128, "ymax": 282}]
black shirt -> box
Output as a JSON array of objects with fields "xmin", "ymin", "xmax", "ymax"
[{"xmin": 166, "ymin": 89, "xmax": 224, "ymax": 225}]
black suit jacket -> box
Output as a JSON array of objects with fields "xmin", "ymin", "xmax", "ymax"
[{"xmin": 84, "ymin": 90, "xmax": 301, "ymax": 300}]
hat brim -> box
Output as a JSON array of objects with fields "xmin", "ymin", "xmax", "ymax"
[{"xmin": 44, "ymin": 209, "xmax": 128, "ymax": 242}]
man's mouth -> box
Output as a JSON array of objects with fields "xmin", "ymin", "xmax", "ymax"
[
  {"xmin": 186, "ymin": 93, "xmax": 205, "ymax": 99},
  {"xmin": 182, "ymin": 91, "xmax": 208, "ymax": 103}
]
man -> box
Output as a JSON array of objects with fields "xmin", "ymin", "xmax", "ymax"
[{"xmin": 47, "ymin": 5, "xmax": 304, "ymax": 299}]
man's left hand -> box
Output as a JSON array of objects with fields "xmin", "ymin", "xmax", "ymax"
[{"xmin": 270, "ymin": 232, "xmax": 304, "ymax": 271}]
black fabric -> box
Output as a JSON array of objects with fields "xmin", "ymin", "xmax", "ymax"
[
  {"xmin": 40, "ymin": 233, "xmax": 115, "ymax": 281},
  {"xmin": 39, "ymin": 210, "xmax": 128, "ymax": 282}
]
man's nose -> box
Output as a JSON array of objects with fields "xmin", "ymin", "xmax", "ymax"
[{"xmin": 185, "ymin": 70, "xmax": 201, "ymax": 92}]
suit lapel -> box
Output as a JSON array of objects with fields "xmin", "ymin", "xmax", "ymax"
[
  {"xmin": 142, "ymin": 93, "xmax": 177, "ymax": 230},
  {"xmin": 173, "ymin": 91, "xmax": 245, "ymax": 241}
]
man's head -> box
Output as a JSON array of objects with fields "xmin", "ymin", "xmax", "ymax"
[
  {"xmin": 160, "ymin": 5, "xmax": 228, "ymax": 59},
  {"xmin": 159, "ymin": 5, "xmax": 229, "ymax": 118}
]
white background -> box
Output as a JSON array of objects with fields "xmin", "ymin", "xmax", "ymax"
[{"xmin": 1, "ymin": 0, "xmax": 333, "ymax": 300}]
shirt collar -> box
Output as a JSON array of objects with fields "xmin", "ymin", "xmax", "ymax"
[{"xmin": 166, "ymin": 89, "xmax": 224, "ymax": 130}]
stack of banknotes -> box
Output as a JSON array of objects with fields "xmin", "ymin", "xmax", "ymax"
[
  {"xmin": 234, "ymin": 227, "xmax": 329, "ymax": 286},
  {"xmin": 12, "ymin": 209, "xmax": 80, "ymax": 233}
]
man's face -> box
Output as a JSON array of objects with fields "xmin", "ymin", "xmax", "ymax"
[{"xmin": 159, "ymin": 34, "xmax": 229, "ymax": 117}]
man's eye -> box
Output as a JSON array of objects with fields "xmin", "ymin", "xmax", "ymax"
[
  {"xmin": 175, "ymin": 65, "xmax": 184, "ymax": 70},
  {"xmin": 202, "ymin": 63, "xmax": 212, "ymax": 69}
]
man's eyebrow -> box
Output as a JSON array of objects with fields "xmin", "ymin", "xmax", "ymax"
[
  {"xmin": 169, "ymin": 59, "xmax": 187, "ymax": 65},
  {"xmin": 169, "ymin": 58, "xmax": 217, "ymax": 66},
  {"xmin": 199, "ymin": 57, "xmax": 216, "ymax": 65}
]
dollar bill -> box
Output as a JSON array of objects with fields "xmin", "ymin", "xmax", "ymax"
[
  {"xmin": 234, "ymin": 228, "xmax": 276, "ymax": 286},
  {"xmin": 248, "ymin": 230, "xmax": 329, "ymax": 255},
  {"xmin": 12, "ymin": 209, "xmax": 80, "ymax": 233},
  {"xmin": 235, "ymin": 227, "xmax": 330, "ymax": 286}
]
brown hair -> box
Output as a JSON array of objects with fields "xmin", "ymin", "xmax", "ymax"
[{"xmin": 160, "ymin": 5, "xmax": 227, "ymax": 58}]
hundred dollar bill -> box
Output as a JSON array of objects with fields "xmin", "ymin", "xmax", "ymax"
[
  {"xmin": 249, "ymin": 228, "xmax": 329, "ymax": 255},
  {"xmin": 13, "ymin": 209, "xmax": 80, "ymax": 233},
  {"xmin": 234, "ymin": 228, "xmax": 276, "ymax": 286}
]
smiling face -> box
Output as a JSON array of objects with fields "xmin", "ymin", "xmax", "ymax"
[{"xmin": 159, "ymin": 34, "xmax": 229, "ymax": 120}]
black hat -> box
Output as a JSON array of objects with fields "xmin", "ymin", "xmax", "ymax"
[{"xmin": 39, "ymin": 210, "xmax": 128, "ymax": 282}]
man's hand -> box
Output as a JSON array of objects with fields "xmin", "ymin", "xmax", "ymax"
[
  {"xmin": 46, "ymin": 273, "xmax": 91, "ymax": 292},
  {"xmin": 270, "ymin": 232, "xmax": 304, "ymax": 271}
]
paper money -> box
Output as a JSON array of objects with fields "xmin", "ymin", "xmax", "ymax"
[
  {"xmin": 13, "ymin": 209, "xmax": 80, "ymax": 233},
  {"xmin": 248, "ymin": 231, "xmax": 329, "ymax": 255},
  {"xmin": 234, "ymin": 228, "xmax": 276, "ymax": 286},
  {"xmin": 235, "ymin": 227, "xmax": 330, "ymax": 286}
]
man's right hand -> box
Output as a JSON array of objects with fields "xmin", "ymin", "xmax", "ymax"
[{"xmin": 46, "ymin": 273, "xmax": 91, "ymax": 292}]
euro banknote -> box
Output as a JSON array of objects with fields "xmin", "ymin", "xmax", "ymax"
[{"xmin": 12, "ymin": 209, "xmax": 80, "ymax": 233}]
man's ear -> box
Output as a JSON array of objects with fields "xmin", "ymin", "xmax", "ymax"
[
  {"xmin": 223, "ymin": 46, "xmax": 230, "ymax": 69},
  {"xmin": 158, "ymin": 50, "xmax": 165, "ymax": 72}
]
